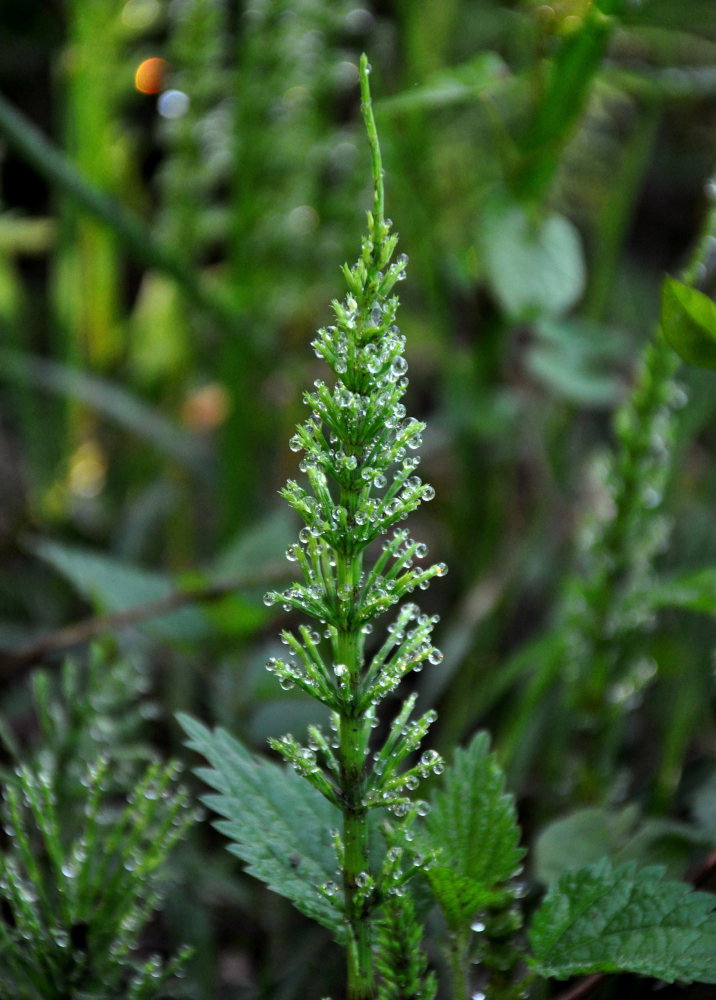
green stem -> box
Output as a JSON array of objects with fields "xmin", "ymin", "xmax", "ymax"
[
  {"xmin": 337, "ymin": 542, "xmax": 375, "ymax": 1000},
  {"xmin": 360, "ymin": 53, "xmax": 384, "ymax": 231},
  {"xmin": 448, "ymin": 930, "xmax": 468, "ymax": 1000}
]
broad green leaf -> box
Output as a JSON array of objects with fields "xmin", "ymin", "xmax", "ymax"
[
  {"xmin": 178, "ymin": 714, "xmax": 344, "ymax": 938},
  {"xmin": 479, "ymin": 193, "xmax": 585, "ymax": 320},
  {"xmin": 529, "ymin": 859, "xmax": 716, "ymax": 983},
  {"xmin": 28, "ymin": 538, "xmax": 210, "ymax": 643},
  {"xmin": 661, "ymin": 276, "xmax": 716, "ymax": 370},
  {"xmin": 420, "ymin": 731, "xmax": 524, "ymax": 932},
  {"xmin": 535, "ymin": 806, "xmax": 709, "ymax": 885}
]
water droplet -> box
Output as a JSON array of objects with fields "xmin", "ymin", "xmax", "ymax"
[
  {"xmin": 263, "ymin": 593, "xmax": 275, "ymax": 607},
  {"xmin": 289, "ymin": 435, "xmax": 302, "ymax": 452},
  {"xmin": 471, "ymin": 919, "xmax": 485, "ymax": 933}
]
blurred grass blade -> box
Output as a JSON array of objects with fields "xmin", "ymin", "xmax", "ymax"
[
  {"xmin": 0, "ymin": 347, "xmax": 212, "ymax": 476},
  {"xmin": 0, "ymin": 90, "xmax": 239, "ymax": 330}
]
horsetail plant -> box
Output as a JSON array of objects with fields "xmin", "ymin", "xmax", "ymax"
[
  {"xmin": 184, "ymin": 55, "xmax": 446, "ymax": 999},
  {"xmin": 180, "ymin": 59, "xmax": 716, "ymax": 1000},
  {"xmin": 262, "ymin": 54, "xmax": 446, "ymax": 996}
]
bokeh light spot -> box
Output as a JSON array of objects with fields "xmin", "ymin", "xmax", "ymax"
[
  {"xmin": 157, "ymin": 89, "xmax": 190, "ymax": 119},
  {"xmin": 134, "ymin": 57, "xmax": 167, "ymax": 95}
]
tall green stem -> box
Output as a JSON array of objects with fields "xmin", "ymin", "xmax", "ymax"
[{"xmin": 337, "ymin": 517, "xmax": 375, "ymax": 996}]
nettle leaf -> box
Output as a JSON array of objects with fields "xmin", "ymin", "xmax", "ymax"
[
  {"xmin": 178, "ymin": 714, "xmax": 344, "ymax": 938},
  {"xmin": 479, "ymin": 192, "xmax": 585, "ymax": 321},
  {"xmin": 661, "ymin": 275, "xmax": 716, "ymax": 370},
  {"xmin": 529, "ymin": 859, "xmax": 716, "ymax": 983},
  {"xmin": 420, "ymin": 731, "xmax": 525, "ymax": 931}
]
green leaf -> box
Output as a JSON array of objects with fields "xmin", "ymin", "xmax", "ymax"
[
  {"xmin": 525, "ymin": 318, "xmax": 626, "ymax": 406},
  {"xmin": 660, "ymin": 276, "xmax": 716, "ymax": 370},
  {"xmin": 646, "ymin": 567, "xmax": 716, "ymax": 616},
  {"xmin": 377, "ymin": 53, "xmax": 508, "ymax": 113},
  {"xmin": 0, "ymin": 347, "xmax": 210, "ymax": 474},
  {"xmin": 529, "ymin": 859, "xmax": 716, "ymax": 983},
  {"xmin": 479, "ymin": 193, "xmax": 585, "ymax": 320},
  {"xmin": 28, "ymin": 538, "xmax": 210, "ymax": 643},
  {"xmin": 420, "ymin": 731, "xmax": 525, "ymax": 932},
  {"xmin": 178, "ymin": 714, "xmax": 344, "ymax": 938},
  {"xmin": 535, "ymin": 806, "xmax": 709, "ymax": 884}
]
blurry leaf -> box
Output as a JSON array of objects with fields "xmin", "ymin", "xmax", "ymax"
[
  {"xmin": 661, "ymin": 276, "xmax": 716, "ymax": 370},
  {"xmin": 535, "ymin": 807, "xmax": 709, "ymax": 885},
  {"xmin": 129, "ymin": 272, "xmax": 192, "ymax": 384},
  {"xmin": 377, "ymin": 53, "xmax": 508, "ymax": 112},
  {"xmin": 535, "ymin": 807, "xmax": 637, "ymax": 884},
  {"xmin": 420, "ymin": 732, "xmax": 525, "ymax": 932},
  {"xmin": 529, "ymin": 860, "xmax": 716, "ymax": 983},
  {"xmin": 28, "ymin": 537, "xmax": 211, "ymax": 643},
  {"xmin": 690, "ymin": 772, "xmax": 716, "ymax": 836},
  {"xmin": 0, "ymin": 214, "xmax": 55, "ymax": 254},
  {"xmin": 178, "ymin": 715, "xmax": 344, "ymax": 938},
  {"xmin": 526, "ymin": 346, "xmax": 620, "ymax": 406},
  {"xmin": 646, "ymin": 567, "xmax": 716, "ymax": 615},
  {"xmin": 202, "ymin": 596, "xmax": 269, "ymax": 638},
  {"xmin": 479, "ymin": 193, "xmax": 585, "ymax": 320},
  {"xmin": 0, "ymin": 348, "xmax": 211, "ymax": 475},
  {"xmin": 213, "ymin": 506, "xmax": 296, "ymax": 576}
]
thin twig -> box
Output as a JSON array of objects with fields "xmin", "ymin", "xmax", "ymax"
[
  {"xmin": 555, "ymin": 973, "xmax": 603, "ymax": 1000},
  {"xmin": 0, "ymin": 563, "xmax": 293, "ymax": 680}
]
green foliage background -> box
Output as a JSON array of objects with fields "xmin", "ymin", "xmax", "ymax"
[{"xmin": 0, "ymin": 1, "xmax": 716, "ymax": 997}]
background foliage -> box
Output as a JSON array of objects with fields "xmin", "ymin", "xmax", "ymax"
[{"xmin": 1, "ymin": 1, "xmax": 716, "ymax": 997}]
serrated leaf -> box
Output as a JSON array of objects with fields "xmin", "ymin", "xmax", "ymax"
[
  {"xmin": 28, "ymin": 538, "xmax": 210, "ymax": 643},
  {"xmin": 178, "ymin": 714, "xmax": 344, "ymax": 938},
  {"xmin": 529, "ymin": 859, "xmax": 716, "ymax": 983},
  {"xmin": 420, "ymin": 731, "xmax": 524, "ymax": 932},
  {"xmin": 661, "ymin": 276, "xmax": 716, "ymax": 370},
  {"xmin": 479, "ymin": 193, "xmax": 585, "ymax": 320}
]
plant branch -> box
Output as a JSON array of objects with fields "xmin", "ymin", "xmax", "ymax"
[{"xmin": 0, "ymin": 562, "xmax": 292, "ymax": 679}]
